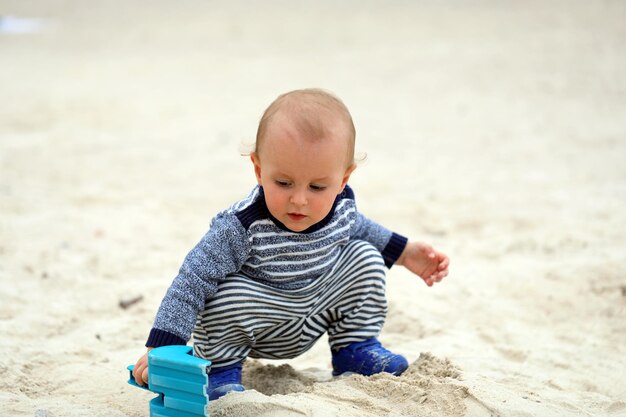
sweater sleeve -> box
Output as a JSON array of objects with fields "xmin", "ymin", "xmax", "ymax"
[
  {"xmin": 341, "ymin": 186, "xmax": 407, "ymax": 268},
  {"xmin": 146, "ymin": 212, "xmax": 251, "ymax": 347},
  {"xmin": 351, "ymin": 212, "xmax": 408, "ymax": 268}
]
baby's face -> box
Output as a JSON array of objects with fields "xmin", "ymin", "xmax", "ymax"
[{"xmin": 251, "ymin": 116, "xmax": 355, "ymax": 232}]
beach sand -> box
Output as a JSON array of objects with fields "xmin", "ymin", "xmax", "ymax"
[{"xmin": 1, "ymin": 1, "xmax": 625, "ymax": 416}]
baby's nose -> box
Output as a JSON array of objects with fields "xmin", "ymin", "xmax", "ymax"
[{"xmin": 290, "ymin": 189, "xmax": 307, "ymax": 205}]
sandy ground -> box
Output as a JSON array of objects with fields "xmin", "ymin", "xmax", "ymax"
[{"xmin": 1, "ymin": 1, "xmax": 625, "ymax": 416}]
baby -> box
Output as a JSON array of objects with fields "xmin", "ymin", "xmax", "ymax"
[{"xmin": 133, "ymin": 88, "xmax": 449, "ymax": 400}]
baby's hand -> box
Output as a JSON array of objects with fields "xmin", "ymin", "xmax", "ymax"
[
  {"xmin": 396, "ymin": 241, "xmax": 449, "ymax": 286},
  {"xmin": 132, "ymin": 348, "xmax": 153, "ymax": 386}
]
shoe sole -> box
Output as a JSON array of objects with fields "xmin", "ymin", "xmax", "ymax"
[{"xmin": 332, "ymin": 365, "xmax": 408, "ymax": 378}]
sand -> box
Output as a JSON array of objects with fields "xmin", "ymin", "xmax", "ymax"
[{"xmin": 1, "ymin": 1, "xmax": 625, "ymax": 416}]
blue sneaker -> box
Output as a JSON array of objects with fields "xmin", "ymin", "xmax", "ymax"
[
  {"xmin": 331, "ymin": 338, "xmax": 409, "ymax": 377},
  {"xmin": 207, "ymin": 362, "xmax": 245, "ymax": 400}
]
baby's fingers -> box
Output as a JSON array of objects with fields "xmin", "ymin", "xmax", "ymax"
[
  {"xmin": 435, "ymin": 270, "xmax": 448, "ymax": 282},
  {"xmin": 424, "ymin": 269, "xmax": 448, "ymax": 286},
  {"xmin": 141, "ymin": 366, "xmax": 149, "ymax": 385},
  {"xmin": 437, "ymin": 254, "xmax": 450, "ymax": 271},
  {"xmin": 133, "ymin": 356, "xmax": 149, "ymax": 386},
  {"xmin": 133, "ymin": 364, "xmax": 145, "ymax": 386}
]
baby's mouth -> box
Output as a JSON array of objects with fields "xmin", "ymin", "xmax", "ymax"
[{"xmin": 287, "ymin": 213, "xmax": 306, "ymax": 221}]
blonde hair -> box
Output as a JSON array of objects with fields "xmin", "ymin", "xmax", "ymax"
[{"xmin": 255, "ymin": 89, "xmax": 356, "ymax": 166}]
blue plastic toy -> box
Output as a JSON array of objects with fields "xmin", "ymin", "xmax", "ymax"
[{"xmin": 127, "ymin": 345, "xmax": 212, "ymax": 417}]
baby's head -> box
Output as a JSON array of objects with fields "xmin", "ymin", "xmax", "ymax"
[
  {"xmin": 255, "ymin": 88, "xmax": 356, "ymax": 168},
  {"xmin": 251, "ymin": 89, "xmax": 357, "ymax": 232}
]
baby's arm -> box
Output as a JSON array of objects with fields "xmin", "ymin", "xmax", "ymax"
[
  {"xmin": 133, "ymin": 213, "xmax": 251, "ymax": 386},
  {"xmin": 395, "ymin": 241, "xmax": 449, "ymax": 286}
]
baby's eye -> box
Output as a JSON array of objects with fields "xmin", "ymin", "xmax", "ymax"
[
  {"xmin": 309, "ymin": 184, "xmax": 326, "ymax": 191},
  {"xmin": 275, "ymin": 180, "xmax": 291, "ymax": 188}
]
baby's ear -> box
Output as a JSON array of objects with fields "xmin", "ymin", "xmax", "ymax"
[
  {"xmin": 341, "ymin": 163, "xmax": 357, "ymax": 189},
  {"xmin": 250, "ymin": 153, "xmax": 262, "ymax": 184}
]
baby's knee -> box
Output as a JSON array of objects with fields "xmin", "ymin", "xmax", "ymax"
[
  {"xmin": 347, "ymin": 240, "xmax": 384, "ymax": 261},
  {"xmin": 341, "ymin": 240, "xmax": 386, "ymax": 276}
]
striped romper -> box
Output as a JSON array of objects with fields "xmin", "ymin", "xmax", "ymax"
[{"xmin": 146, "ymin": 185, "xmax": 408, "ymax": 368}]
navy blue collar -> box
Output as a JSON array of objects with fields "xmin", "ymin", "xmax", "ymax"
[{"xmin": 259, "ymin": 186, "xmax": 342, "ymax": 234}]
